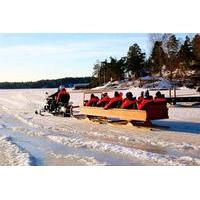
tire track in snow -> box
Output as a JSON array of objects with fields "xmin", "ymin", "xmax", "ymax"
[{"xmin": 47, "ymin": 135, "xmax": 200, "ymax": 166}]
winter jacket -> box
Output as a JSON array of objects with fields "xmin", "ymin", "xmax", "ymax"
[
  {"xmin": 137, "ymin": 98, "xmax": 153, "ymax": 110},
  {"xmin": 85, "ymin": 96, "xmax": 99, "ymax": 106},
  {"xmin": 154, "ymin": 97, "xmax": 167, "ymax": 104},
  {"xmin": 97, "ymin": 96, "xmax": 110, "ymax": 107},
  {"xmin": 137, "ymin": 96, "xmax": 144, "ymax": 104},
  {"xmin": 104, "ymin": 93, "xmax": 123, "ymax": 109},
  {"xmin": 121, "ymin": 98, "xmax": 137, "ymax": 109},
  {"xmin": 56, "ymin": 89, "xmax": 70, "ymax": 104}
]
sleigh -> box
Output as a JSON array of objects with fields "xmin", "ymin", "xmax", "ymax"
[{"xmin": 80, "ymin": 102, "xmax": 169, "ymax": 126}]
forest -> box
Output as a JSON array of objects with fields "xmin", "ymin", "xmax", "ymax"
[
  {"xmin": 0, "ymin": 77, "xmax": 93, "ymax": 89},
  {"xmin": 92, "ymin": 34, "xmax": 200, "ymax": 86}
]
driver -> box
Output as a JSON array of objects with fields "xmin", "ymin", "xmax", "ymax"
[{"xmin": 56, "ymin": 87, "xmax": 70, "ymax": 105}]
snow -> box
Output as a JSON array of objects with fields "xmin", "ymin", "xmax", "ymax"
[
  {"xmin": 0, "ymin": 88, "xmax": 199, "ymax": 166},
  {"xmin": 143, "ymin": 78, "xmax": 172, "ymax": 90},
  {"xmin": 47, "ymin": 135, "xmax": 200, "ymax": 166},
  {"xmin": 0, "ymin": 136, "xmax": 31, "ymax": 166}
]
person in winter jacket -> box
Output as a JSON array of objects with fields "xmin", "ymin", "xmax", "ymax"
[
  {"xmin": 121, "ymin": 92, "xmax": 137, "ymax": 109},
  {"xmin": 49, "ymin": 85, "xmax": 65, "ymax": 100},
  {"xmin": 56, "ymin": 88, "xmax": 70, "ymax": 105},
  {"xmin": 154, "ymin": 91, "xmax": 167, "ymax": 104},
  {"xmin": 137, "ymin": 91, "xmax": 144, "ymax": 104},
  {"xmin": 104, "ymin": 91, "xmax": 123, "ymax": 109},
  {"xmin": 137, "ymin": 90, "xmax": 153, "ymax": 110},
  {"xmin": 85, "ymin": 94, "xmax": 99, "ymax": 107},
  {"xmin": 96, "ymin": 93, "xmax": 110, "ymax": 107}
]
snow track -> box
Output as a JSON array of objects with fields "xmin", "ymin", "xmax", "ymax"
[{"xmin": 47, "ymin": 135, "xmax": 200, "ymax": 166}]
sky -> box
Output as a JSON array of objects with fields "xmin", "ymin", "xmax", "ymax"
[{"xmin": 0, "ymin": 33, "xmax": 193, "ymax": 82}]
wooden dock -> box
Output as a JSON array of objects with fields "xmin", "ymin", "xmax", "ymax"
[{"xmin": 166, "ymin": 96, "xmax": 200, "ymax": 104}]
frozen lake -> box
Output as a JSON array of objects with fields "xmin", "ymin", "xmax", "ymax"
[{"xmin": 0, "ymin": 88, "xmax": 200, "ymax": 166}]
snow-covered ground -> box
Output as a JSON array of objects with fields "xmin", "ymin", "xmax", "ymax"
[{"xmin": 0, "ymin": 88, "xmax": 199, "ymax": 166}]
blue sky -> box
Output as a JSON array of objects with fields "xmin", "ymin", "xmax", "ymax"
[{"xmin": 0, "ymin": 33, "xmax": 192, "ymax": 82}]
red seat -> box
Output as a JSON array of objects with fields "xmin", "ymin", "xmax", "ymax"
[{"xmin": 145, "ymin": 102, "xmax": 169, "ymax": 120}]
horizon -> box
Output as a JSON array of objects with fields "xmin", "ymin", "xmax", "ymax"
[
  {"xmin": 0, "ymin": 33, "xmax": 193, "ymax": 82},
  {"xmin": 0, "ymin": 75, "xmax": 91, "ymax": 83}
]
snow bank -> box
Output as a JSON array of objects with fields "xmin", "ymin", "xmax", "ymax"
[{"xmin": 0, "ymin": 136, "xmax": 31, "ymax": 166}]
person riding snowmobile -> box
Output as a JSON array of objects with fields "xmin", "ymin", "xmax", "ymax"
[
  {"xmin": 56, "ymin": 88, "xmax": 70, "ymax": 105},
  {"xmin": 46, "ymin": 85, "xmax": 65, "ymax": 111}
]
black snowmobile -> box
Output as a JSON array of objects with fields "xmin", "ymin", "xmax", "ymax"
[{"xmin": 35, "ymin": 91, "xmax": 74, "ymax": 117}]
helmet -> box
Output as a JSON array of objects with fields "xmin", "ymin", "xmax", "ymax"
[
  {"xmin": 59, "ymin": 85, "xmax": 65, "ymax": 91},
  {"xmin": 126, "ymin": 92, "xmax": 133, "ymax": 99},
  {"xmin": 155, "ymin": 91, "xmax": 162, "ymax": 98},
  {"xmin": 145, "ymin": 90, "xmax": 150, "ymax": 98}
]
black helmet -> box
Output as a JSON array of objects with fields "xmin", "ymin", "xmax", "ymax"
[
  {"xmin": 114, "ymin": 91, "xmax": 119, "ymax": 97},
  {"xmin": 145, "ymin": 90, "xmax": 150, "ymax": 98},
  {"xmin": 126, "ymin": 92, "xmax": 133, "ymax": 99},
  {"xmin": 103, "ymin": 92, "xmax": 108, "ymax": 97},
  {"xmin": 155, "ymin": 91, "xmax": 162, "ymax": 98}
]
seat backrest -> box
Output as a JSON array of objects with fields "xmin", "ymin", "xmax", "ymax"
[{"xmin": 145, "ymin": 102, "xmax": 168, "ymax": 120}]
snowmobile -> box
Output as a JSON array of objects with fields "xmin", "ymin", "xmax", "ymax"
[{"xmin": 35, "ymin": 92, "xmax": 74, "ymax": 117}]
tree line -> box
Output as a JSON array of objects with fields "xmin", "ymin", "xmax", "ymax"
[
  {"xmin": 92, "ymin": 34, "xmax": 200, "ymax": 86},
  {"xmin": 0, "ymin": 77, "xmax": 93, "ymax": 89}
]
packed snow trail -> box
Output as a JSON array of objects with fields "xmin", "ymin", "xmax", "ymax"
[{"xmin": 0, "ymin": 89, "xmax": 199, "ymax": 166}]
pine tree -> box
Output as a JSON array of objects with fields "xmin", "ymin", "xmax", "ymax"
[
  {"xmin": 126, "ymin": 43, "xmax": 146, "ymax": 79},
  {"xmin": 165, "ymin": 34, "xmax": 180, "ymax": 80},
  {"xmin": 178, "ymin": 36, "xmax": 193, "ymax": 78},
  {"xmin": 192, "ymin": 34, "xmax": 200, "ymax": 64},
  {"xmin": 150, "ymin": 41, "xmax": 166, "ymax": 76}
]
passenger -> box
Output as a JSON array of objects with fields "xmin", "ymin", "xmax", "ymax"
[
  {"xmin": 85, "ymin": 94, "xmax": 99, "ymax": 107},
  {"xmin": 155, "ymin": 91, "xmax": 162, "ymax": 98},
  {"xmin": 145, "ymin": 90, "xmax": 153, "ymax": 99},
  {"xmin": 96, "ymin": 93, "xmax": 110, "ymax": 107},
  {"xmin": 137, "ymin": 90, "xmax": 153, "ymax": 110},
  {"xmin": 121, "ymin": 92, "xmax": 137, "ymax": 109},
  {"xmin": 56, "ymin": 88, "xmax": 70, "ymax": 105},
  {"xmin": 138, "ymin": 91, "xmax": 144, "ymax": 103},
  {"xmin": 104, "ymin": 91, "xmax": 123, "ymax": 109},
  {"xmin": 154, "ymin": 91, "xmax": 167, "ymax": 104}
]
